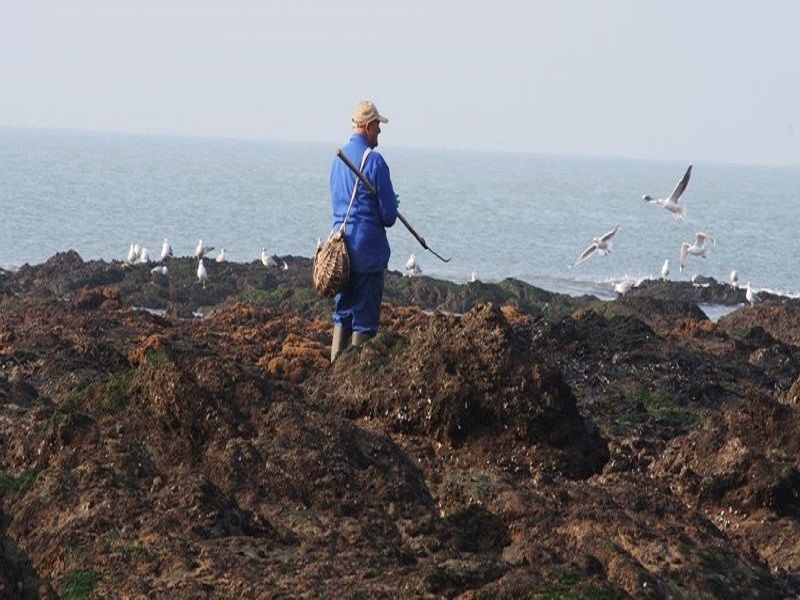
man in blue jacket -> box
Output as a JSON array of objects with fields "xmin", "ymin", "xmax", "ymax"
[{"xmin": 329, "ymin": 100, "xmax": 399, "ymax": 361}]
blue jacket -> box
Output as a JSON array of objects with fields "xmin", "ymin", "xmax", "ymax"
[{"xmin": 330, "ymin": 134, "xmax": 398, "ymax": 273}]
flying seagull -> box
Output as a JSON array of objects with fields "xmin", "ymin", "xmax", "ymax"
[
  {"xmin": 643, "ymin": 164, "xmax": 692, "ymax": 222},
  {"xmin": 573, "ymin": 225, "xmax": 620, "ymax": 266},
  {"xmin": 679, "ymin": 232, "xmax": 716, "ymax": 272}
]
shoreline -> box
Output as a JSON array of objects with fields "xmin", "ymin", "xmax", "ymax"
[{"xmin": 3, "ymin": 250, "xmax": 798, "ymax": 311}]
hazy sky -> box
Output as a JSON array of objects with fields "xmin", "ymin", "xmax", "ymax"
[{"xmin": 1, "ymin": 1, "xmax": 798, "ymax": 165}]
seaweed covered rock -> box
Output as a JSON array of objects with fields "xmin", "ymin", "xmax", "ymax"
[
  {"xmin": 719, "ymin": 302, "xmax": 800, "ymax": 347},
  {"xmin": 312, "ymin": 303, "xmax": 608, "ymax": 479},
  {"xmin": 0, "ymin": 323, "xmax": 451, "ymax": 596},
  {"xmin": 4, "ymin": 251, "xmax": 800, "ymax": 596},
  {"xmin": 653, "ymin": 394, "xmax": 800, "ymax": 572},
  {"xmin": 630, "ymin": 277, "xmax": 744, "ymax": 305}
]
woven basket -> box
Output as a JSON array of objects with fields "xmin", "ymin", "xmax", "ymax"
[{"xmin": 312, "ymin": 230, "xmax": 350, "ymax": 297}]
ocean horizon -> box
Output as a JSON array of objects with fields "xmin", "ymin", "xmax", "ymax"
[{"xmin": 2, "ymin": 127, "xmax": 798, "ymax": 300}]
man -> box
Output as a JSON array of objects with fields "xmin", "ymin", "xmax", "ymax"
[{"xmin": 329, "ymin": 99, "xmax": 399, "ymax": 361}]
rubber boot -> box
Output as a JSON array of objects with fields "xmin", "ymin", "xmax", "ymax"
[
  {"xmin": 351, "ymin": 330, "xmax": 376, "ymax": 347},
  {"xmin": 330, "ymin": 324, "xmax": 352, "ymax": 362}
]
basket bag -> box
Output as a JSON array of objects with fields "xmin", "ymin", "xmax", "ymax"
[{"xmin": 313, "ymin": 148, "xmax": 372, "ymax": 297}]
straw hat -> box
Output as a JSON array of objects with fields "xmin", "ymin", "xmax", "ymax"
[{"xmin": 352, "ymin": 100, "xmax": 389, "ymax": 128}]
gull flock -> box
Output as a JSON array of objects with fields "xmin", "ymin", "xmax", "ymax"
[
  {"xmin": 572, "ymin": 163, "xmax": 745, "ymax": 299},
  {"xmin": 123, "ymin": 238, "xmax": 290, "ymax": 289},
  {"xmin": 119, "ymin": 165, "xmax": 752, "ymax": 301}
]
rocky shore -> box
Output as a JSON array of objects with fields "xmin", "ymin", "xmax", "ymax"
[{"xmin": 1, "ymin": 251, "xmax": 799, "ymax": 598}]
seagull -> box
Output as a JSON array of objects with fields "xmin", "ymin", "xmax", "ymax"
[
  {"xmin": 195, "ymin": 238, "xmax": 214, "ymax": 259},
  {"xmin": 138, "ymin": 247, "xmax": 151, "ymax": 263},
  {"xmin": 126, "ymin": 244, "xmax": 138, "ymax": 264},
  {"xmin": 405, "ymin": 254, "xmax": 422, "ymax": 277},
  {"xmin": 745, "ymin": 282, "xmax": 758, "ymax": 307},
  {"xmin": 215, "ymin": 248, "xmax": 226, "ymax": 263},
  {"xmin": 281, "ymin": 260, "xmax": 289, "ymax": 271},
  {"xmin": 573, "ymin": 225, "xmax": 620, "ymax": 266},
  {"xmin": 160, "ymin": 238, "xmax": 173, "ymax": 261},
  {"xmin": 679, "ymin": 232, "xmax": 716, "ymax": 272},
  {"xmin": 197, "ymin": 258, "xmax": 208, "ymax": 289},
  {"xmin": 643, "ymin": 164, "xmax": 692, "ymax": 222},
  {"xmin": 133, "ymin": 243, "xmax": 142, "ymax": 260},
  {"xmin": 151, "ymin": 265, "xmax": 168, "ymax": 276},
  {"xmin": 261, "ymin": 248, "xmax": 278, "ymax": 268},
  {"xmin": 730, "ymin": 270, "xmax": 738, "ymax": 289},
  {"xmin": 613, "ymin": 276, "xmax": 637, "ymax": 296},
  {"xmin": 661, "ymin": 259, "xmax": 670, "ymax": 280},
  {"xmin": 470, "ymin": 269, "xmax": 479, "ymax": 283}
]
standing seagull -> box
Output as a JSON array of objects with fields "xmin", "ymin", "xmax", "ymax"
[
  {"xmin": 160, "ymin": 238, "xmax": 173, "ymax": 261},
  {"xmin": 661, "ymin": 259, "xmax": 670, "ymax": 280},
  {"xmin": 679, "ymin": 232, "xmax": 716, "ymax": 272},
  {"xmin": 730, "ymin": 270, "xmax": 738, "ymax": 289},
  {"xmin": 216, "ymin": 248, "xmax": 226, "ymax": 263},
  {"xmin": 573, "ymin": 225, "xmax": 620, "ymax": 266},
  {"xmin": 197, "ymin": 258, "xmax": 208, "ymax": 289},
  {"xmin": 126, "ymin": 244, "xmax": 138, "ymax": 264},
  {"xmin": 261, "ymin": 248, "xmax": 278, "ymax": 268},
  {"xmin": 745, "ymin": 282, "xmax": 758, "ymax": 307},
  {"xmin": 195, "ymin": 238, "xmax": 214, "ymax": 259},
  {"xmin": 405, "ymin": 254, "xmax": 422, "ymax": 277},
  {"xmin": 613, "ymin": 276, "xmax": 637, "ymax": 296},
  {"xmin": 643, "ymin": 164, "xmax": 692, "ymax": 222}
]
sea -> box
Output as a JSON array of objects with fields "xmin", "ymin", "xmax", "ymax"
[{"xmin": 1, "ymin": 127, "xmax": 798, "ymax": 301}]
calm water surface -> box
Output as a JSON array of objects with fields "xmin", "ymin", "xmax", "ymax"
[{"xmin": 2, "ymin": 128, "xmax": 798, "ymax": 299}]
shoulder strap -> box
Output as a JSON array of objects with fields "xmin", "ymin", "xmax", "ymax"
[{"xmin": 339, "ymin": 147, "xmax": 372, "ymax": 232}]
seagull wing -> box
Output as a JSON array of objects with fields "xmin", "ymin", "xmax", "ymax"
[
  {"xmin": 695, "ymin": 231, "xmax": 717, "ymax": 246},
  {"xmin": 600, "ymin": 224, "xmax": 620, "ymax": 243},
  {"xmin": 695, "ymin": 232, "xmax": 715, "ymax": 248},
  {"xmin": 574, "ymin": 243, "xmax": 598, "ymax": 265},
  {"xmin": 694, "ymin": 233, "xmax": 706, "ymax": 249},
  {"xmin": 669, "ymin": 164, "xmax": 693, "ymax": 203}
]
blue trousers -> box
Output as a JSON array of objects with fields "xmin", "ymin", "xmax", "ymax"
[{"xmin": 333, "ymin": 271, "xmax": 385, "ymax": 333}]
